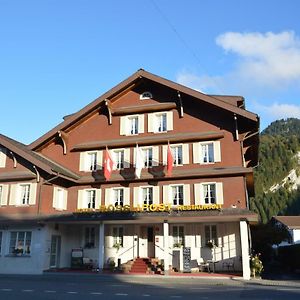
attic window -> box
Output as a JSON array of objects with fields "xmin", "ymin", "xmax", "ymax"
[{"xmin": 140, "ymin": 91, "xmax": 152, "ymax": 100}]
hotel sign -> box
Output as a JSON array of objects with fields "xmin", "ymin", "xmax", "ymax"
[{"xmin": 75, "ymin": 203, "xmax": 222, "ymax": 213}]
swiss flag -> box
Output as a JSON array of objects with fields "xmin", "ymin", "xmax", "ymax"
[
  {"xmin": 167, "ymin": 143, "xmax": 174, "ymax": 176},
  {"xmin": 104, "ymin": 148, "xmax": 114, "ymax": 180}
]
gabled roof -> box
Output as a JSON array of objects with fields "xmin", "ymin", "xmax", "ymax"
[
  {"xmin": 29, "ymin": 69, "xmax": 259, "ymax": 150},
  {"xmin": 0, "ymin": 134, "xmax": 79, "ymax": 181},
  {"xmin": 273, "ymin": 216, "xmax": 300, "ymax": 229}
]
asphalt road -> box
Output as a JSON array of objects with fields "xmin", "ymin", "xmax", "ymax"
[{"xmin": 0, "ymin": 273, "xmax": 300, "ymax": 299}]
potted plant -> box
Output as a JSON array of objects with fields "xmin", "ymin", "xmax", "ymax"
[
  {"xmin": 113, "ymin": 242, "xmax": 122, "ymax": 252},
  {"xmin": 250, "ymin": 253, "xmax": 263, "ymax": 278},
  {"xmin": 173, "ymin": 242, "xmax": 182, "ymax": 248}
]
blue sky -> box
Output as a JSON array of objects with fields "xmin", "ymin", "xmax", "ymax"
[{"xmin": 1, "ymin": 0, "xmax": 300, "ymax": 144}]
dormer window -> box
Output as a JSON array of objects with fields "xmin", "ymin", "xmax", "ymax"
[
  {"xmin": 0, "ymin": 147, "xmax": 7, "ymax": 168},
  {"xmin": 140, "ymin": 91, "xmax": 153, "ymax": 100}
]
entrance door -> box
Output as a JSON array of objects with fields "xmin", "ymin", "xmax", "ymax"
[
  {"xmin": 50, "ymin": 235, "xmax": 61, "ymax": 268},
  {"xmin": 147, "ymin": 227, "xmax": 155, "ymax": 258}
]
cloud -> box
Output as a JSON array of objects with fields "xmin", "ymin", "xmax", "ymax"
[
  {"xmin": 216, "ymin": 31, "xmax": 300, "ymax": 86},
  {"xmin": 258, "ymin": 103, "xmax": 300, "ymax": 119}
]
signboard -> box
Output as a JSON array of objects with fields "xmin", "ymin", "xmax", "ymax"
[{"xmin": 183, "ymin": 247, "xmax": 191, "ymax": 273}]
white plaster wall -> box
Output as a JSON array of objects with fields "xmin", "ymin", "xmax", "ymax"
[{"xmin": 0, "ymin": 225, "xmax": 47, "ymax": 274}]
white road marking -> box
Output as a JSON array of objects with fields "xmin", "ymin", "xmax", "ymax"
[
  {"xmin": 170, "ymin": 296, "xmax": 182, "ymax": 298},
  {"xmin": 191, "ymin": 287, "xmax": 210, "ymax": 290},
  {"xmin": 142, "ymin": 294, "xmax": 151, "ymax": 297},
  {"xmin": 45, "ymin": 290, "xmax": 56, "ymax": 293},
  {"xmin": 277, "ymin": 288, "xmax": 300, "ymax": 291},
  {"xmin": 1, "ymin": 289, "xmax": 12, "ymax": 291},
  {"xmin": 91, "ymin": 292, "xmax": 103, "ymax": 295},
  {"xmin": 22, "ymin": 289, "xmax": 34, "ymax": 292},
  {"xmin": 115, "ymin": 293, "xmax": 128, "ymax": 296},
  {"xmin": 67, "ymin": 291, "xmax": 78, "ymax": 294}
]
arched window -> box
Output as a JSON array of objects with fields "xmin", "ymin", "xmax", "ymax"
[{"xmin": 140, "ymin": 91, "xmax": 153, "ymax": 100}]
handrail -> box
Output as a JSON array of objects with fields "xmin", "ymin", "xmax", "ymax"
[
  {"xmin": 117, "ymin": 244, "xmax": 136, "ymax": 257},
  {"xmin": 155, "ymin": 243, "xmax": 173, "ymax": 256}
]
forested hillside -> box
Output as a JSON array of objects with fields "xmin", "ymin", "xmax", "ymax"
[{"xmin": 250, "ymin": 118, "xmax": 300, "ymax": 223}]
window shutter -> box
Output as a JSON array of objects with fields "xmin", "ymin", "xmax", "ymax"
[
  {"xmin": 29, "ymin": 183, "xmax": 37, "ymax": 205},
  {"xmin": 194, "ymin": 183, "xmax": 202, "ymax": 205},
  {"xmin": 148, "ymin": 113, "xmax": 154, "ymax": 133},
  {"xmin": 166, "ymin": 111, "xmax": 173, "ymax": 131},
  {"xmin": 0, "ymin": 148, "xmax": 7, "ymax": 168},
  {"xmin": 153, "ymin": 186, "xmax": 160, "ymax": 204},
  {"xmin": 182, "ymin": 144, "xmax": 189, "ymax": 164},
  {"xmin": 124, "ymin": 148, "xmax": 131, "ymax": 168},
  {"xmin": 105, "ymin": 188, "xmax": 111, "ymax": 206},
  {"xmin": 193, "ymin": 143, "xmax": 200, "ymax": 164},
  {"xmin": 0, "ymin": 185, "xmax": 9, "ymax": 206},
  {"xmin": 216, "ymin": 182, "xmax": 224, "ymax": 204},
  {"xmin": 214, "ymin": 141, "xmax": 221, "ymax": 162},
  {"xmin": 184, "ymin": 184, "xmax": 190, "ymax": 205},
  {"xmin": 133, "ymin": 187, "xmax": 140, "ymax": 207},
  {"xmin": 77, "ymin": 190, "xmax": 84, "ymax": 209},
  {"xmin": 95, "ymin": 189, "xmax": 101, "ymax": 209},
  {"xmin": 9, "ymin": 184, "xmax": 17, "ymax": 205},
  {"xmin": 79, "ymin": 152, "xmax": 86, "ymax": 171},
  {"xmin": 162, "ymin": 185, "xmax": 170, "ymax": 205},
  {"xmin": 138, "ymin": 114, "xmax": 144, "ymax": 134},
  {"xmin": 162, "ymin": 145, "xmax": 168, "ymax": 165},
  {"xmin": 96, "ymin": 150, "xmax": 103, "ymax": 170},
  {"xmin": 120, "ymin": 116, "xmax": 126, "ymax": 135},
  {"xmin": 123, "ymin": 187, "xmax": 130, "ymax": 206},
  {"xmin": 152, "ymin": 146, "xmax": 159, "ymax": 166},
  {"xmin": 52, "ymin": 187, "xmax": 58, "ymax": 209},
  {"xmin": 63, "ymin": 189, "xmax": 68, "ymax": 210}
]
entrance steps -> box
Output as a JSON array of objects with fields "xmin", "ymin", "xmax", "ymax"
[{"xmin": 122, "ymin": 258, "xmax": 164, "ymax": 275}]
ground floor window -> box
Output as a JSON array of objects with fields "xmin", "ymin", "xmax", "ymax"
[
  {"xmin": 9, "ymin": 231, "xmax": 32, "ymax": 254},
  {"xmin": 173, "ymin": 225, "xmax": 184, "ymax": 247},
  {"xmin": 204, "ymin": 225, "xmax": 218, "ymax": 247},
  {"xmin": 113, "ymin": 226, "xmax": 123, "ymax": 247},
  {"xmin": 84, "ymin": 227, "xmax": 96, "ymax": 248}
]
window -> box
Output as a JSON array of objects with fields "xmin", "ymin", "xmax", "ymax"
[
  {"xmin": 9, "ymin": 231, "xmax": 32, "ymax": 255},
  {"xmin": 171, "ymin": 185, "xmax": 184, "ymax": 205},
  {"xmin": 0, "ymin": 186, "xmax": 2, "ymax": 204},
  {"xmin": 171, "ymin": 145, "xmax": 183, "ymax": 166},
  {"xmin": 79, "ymin": 151, "xmax": 102, "ymax": 172},
  {"xmin": 128, "ymin": 116, "xmax": 139, "ymax": 135},
  {"xmin": 205, "ymin": 225, "xmax": 218, "ymax": 247},
  {"xmin": 87, "ymin": 152, "xmax": 97, "ymax": 171},
  {"xmin": 84, "ymin": 227, "xmax": 95, "ymax": 248},
  {"xmin": 142, "ymin": 147, "xmax": 153, "ymax": 168},
  {"xmin": 53, "ymin": 187, "xmax": 67, "ymax": 210},
  {"xmin": 113, "ymin": 188, "xmax": 124, "ymax": 206},
  {"xmin": 156, "ymin": 113, "xmax": 167, "ymax": 132},
  {"xmin": 120, "ymin": 115, "xmax": 144, "ymax": 136},
  {"xmin": 193, "ymin": 141, "xmax": 221, "ymax": 164},
  {"xmin": 140, "ymin": 91, "xmax": 152, "ymax": 100},
  {"xmin": 142, "ymin": 187, "xmax": 153, "ymax": 205},
  {"xmin": 0, "ymin": 184, "xmax": 8, "ymax": 206},
  {"xmin": 113, "ymin": 227, "xmax": 123, "ymax": 247},
  {"xmin": 113, "ymin": 150, "xmax": 124, "ymax": 170},
  {"xmin": 203, "ymin": 183, "xmax": 216, "ymax": 204},
  {"xmin": 201, "ymin": 142, "xmax": 214, "ymax": 163},
  {"xmin": 86, "ymin": 190, "xmax": 96, "ymax": 209},
  {"xmin": 173, "ymin": 226, "xmax": 184, "ymax": 247},
  {"xmin": 0, "ymin": 147, "xmax": 6, "ymax": 168},
  {"xmin": 148, "ymin": 111, "xmax": 173, "ymax": 133},
  {"xmin": 20, "ymin": 184, "xmax": 30, "ymax": 205}
]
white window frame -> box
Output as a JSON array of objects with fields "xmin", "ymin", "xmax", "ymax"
[
  {"xmin": 84, "ymin": 226, "xmax": 96, "ymax": 248},
  {"xmin": 113, "ymin": 188, "xmax": 124, "ymax": 206},
  {"xmin": 134, "ymin": 146, "xmax": 159, "ymax": 168},
  {"xmin": 19, "ymin": 184, "xmax": 31, "ymax": 205},
  {"xmin": 141, "ymin": 186, "xmax": 153, "ymax": 205},
  {"xmin": 171, "ymin": 145, "xmax": 183, "ymax": 166},
  {"xmin": 156, "ymin": 112, "xmax": 167, "ymax": 133},
  {"xmin": 120, "ymin": 115, "xmax": 144, "ymax": 136},
  {"xmin": 113, "ymin": 149, "xmax": 125, "ymax": 170},
  {"xmin": 171, "ymin": 185, "xmax": 184, "ymax": 206},
  {"xmin": 163, "ymin": 143, "xmax": 189, "ymax": 165},
  {"xmin": 86, "ymin": 189, "xmax": 96, "ymax": 209},
  {"xmin": 9, "ymin": 231, "xmax": 32, "ymax": 255},
  {"xmin": 128, "ymin": 115, "xmax": 139, "ymax": 135},
  {"xmin": 203, "ymin": 183, "xmax": 216, "ymax": 204},
  {"xmin": 140, "ymin": 91, "xmax": 153, "ymax": 100},
  {"xmin": 53, "ymin": 187, "xmax": 68, "ymax": 211},
  {"xmin": 9, "ymin": 183, "xmax": 37, "ymax": 206},
  {"xmin": 173, "ymin": 225, "xmax": 184, "ymax": 247},
  {"xmin": 163, "ymin": 184, "xmax": 190, "ymax": 206},
  {"xmin": 0, "ymin": 147, "xmax": 7, "ymax": 168},
  {"xmin": 79, "ymin": 150, "xmax": 102, "ymax": 172},
  {"xmin": 113, "ymin": 226, "xmax": 123, "ymax": 247},
  {"xmin": 142, "ymin": 147, "xmax": 153, "ymax": 168},
  {"xmin": 148, "ymin": 111, "xmax": 173, "ymax": 133},
  {"xmin": 193, "ymin": 141, "xmax": 221, "ymax": 164},
  {"xmin": 204, "ymin": 224, "xmax": 218, "ymax": 247},
  {"xmin": 194, "ymin": 182, "xmax": 223, "ymax": 205},
  {"xmin": 77, "ymin": 188, "xmax": 101, "ymax": 210}
]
